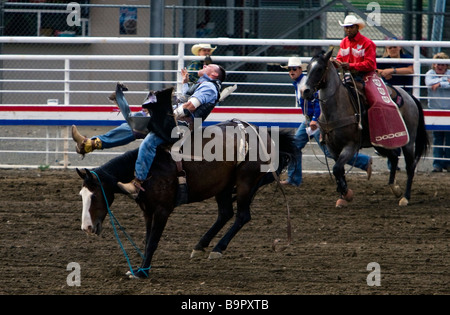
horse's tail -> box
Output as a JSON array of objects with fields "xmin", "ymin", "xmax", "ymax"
[
  {"xmin": 277, "ymin": 130, "xmax": 298, "ymax": 172},
  {"xmin": 411, "ymin": 95, "xmax": 430, "ymax": 162}
]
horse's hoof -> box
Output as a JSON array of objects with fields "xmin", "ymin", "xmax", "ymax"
[
  {"xmin": 389, "ymin": 184, "xmax": 403, "ymax": 198},
  {"xmin": 208, "ymin": 251, "xmax": 223, "ymax": 259},
  {"xmin": 126, "ymin": 272, "xmax": 138, "ymax": 279},
  {"xmin": 343, "ymin": 189, "xmax": 354, "ymax": 202},
  {"xmin": 399, "ymin": 197, "xmax": 409, "ymax": 206},
  {"xmin": 336, "ymin": 198, "xmax": 348, "ymax": 208},
  {"xmin": 190, "ymin": 249, "xmax": 205, "ymax": 259},
  {"xmin": 126, "ymin": 268, "xmax": 150, "ymax": 279}
]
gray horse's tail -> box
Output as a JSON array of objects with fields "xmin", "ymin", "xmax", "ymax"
[{"xmin": 411, "ymin": 95, "xmax": 430, "ymax": 163}]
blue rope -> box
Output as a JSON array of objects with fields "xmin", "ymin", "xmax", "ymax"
[{"xmin": 90, "ymin": 171, "xmax": 150, "ymax": 278}]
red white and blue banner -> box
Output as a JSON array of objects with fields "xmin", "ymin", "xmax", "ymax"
[{"xmin": 0, "ymin": 105, "xmax": 449, "ymax": 131}]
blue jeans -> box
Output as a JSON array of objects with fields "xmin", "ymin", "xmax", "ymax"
[
  {"xmin": 94, "ymin": 122, "xmax": 165, "ymax": 180},
  {"xmin": 286, "ymin": 121, "xmax": 371, "ymax": 186},
  {"xmin": 96, "ymin": 123, "xmax": 136, "ymax": 148},
  {"xmin": 432, "ymin": 131, "xmax": 450, "ymax": 170},
  {"xmin": 135, "ymin": 132, "xmax": 165, "ymax": 181}
]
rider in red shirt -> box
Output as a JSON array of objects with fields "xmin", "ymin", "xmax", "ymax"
[
  {"xmin": 335, "ymin": 15, "xmax": 376, "ymax": 74},
  {"xmin": 334, "ymin": 15, "xmax": 409, "ymax": 150}
]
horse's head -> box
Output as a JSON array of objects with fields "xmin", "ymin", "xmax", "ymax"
[
  {"xmin": 76, "ymin": 168, "xmax": 110, "ymax": 235},
  {"xmin": 302, "ymin": 49, "xmax": 334, "ymax": 101}
]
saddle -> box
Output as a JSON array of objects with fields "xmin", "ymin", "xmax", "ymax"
[{"xmin": 345, "ymin": 72, "xmax": 409, "ymax": 149}]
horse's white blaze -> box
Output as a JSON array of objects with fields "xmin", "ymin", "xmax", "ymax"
[
  {"xmin": 80, "ymin": 187, "xmax": 93, "ymax": 232},
  {"xmin": 309, "ymin": 60, "xmax": 319, "ymax": 73}
]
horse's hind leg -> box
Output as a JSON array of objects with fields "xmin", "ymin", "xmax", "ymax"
[
  {"xmin": 191, "ymin": 188, "xmax": 234, "ymax": 258},
  {"xmin": 399, "ymin": 145, "xmax": 417, "ymax": 206},
  {"xmin": 209, "ymin": 186, "xmax": 253, "ymax": 258},
  {"xmin": 381, "ymin": 148, "xmax": 403, "ymax": 198}
]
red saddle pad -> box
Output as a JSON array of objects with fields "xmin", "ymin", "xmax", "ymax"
[{"xmin": 364, "ymin": 72, "xmax": 409, "ymax": 149}]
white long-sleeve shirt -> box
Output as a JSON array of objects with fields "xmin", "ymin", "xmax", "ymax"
[{"xmin": 425, "ymin": 69, "xmax": 450, "ymax": 109}]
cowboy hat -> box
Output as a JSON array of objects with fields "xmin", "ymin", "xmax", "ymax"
[
  {"xmin": 280, "ymin": 57, "xmax": 307, "ymax": 70},
  {"xmin": 339, "ymin": 15, "xmax": 365, "ymax": 30},
  {"xmin": 191, "ymin": 43, "xmax": 217, "ymax": 56}
]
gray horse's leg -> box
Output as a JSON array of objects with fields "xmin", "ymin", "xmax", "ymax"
[
  {"xmin": 400, "ymin": 144, "xmax": 417, "ymax": 206},
  {"xmin": 333, "ymin": 145, "xmax": 357, "ymax": 207},
  {"xmin": 376, "ymin": 147, "xmax": 402, "ymax": 194}
]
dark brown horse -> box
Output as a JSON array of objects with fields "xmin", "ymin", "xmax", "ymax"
[
  {"xmin": 77, "ymin": 86, "xmax": 296, "ymax": 279},
  {"xmin": 302, "ymin": 50, "xmax": 429, "ymax": 207}
]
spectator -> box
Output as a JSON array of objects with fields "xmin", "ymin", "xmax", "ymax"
[
  {"xmin": 187, "ymin": 43, "xmax": 217, "ymax": 82},
  {"xmin": 280, "ymin": 57, "xmax": 372, "ymax": 186},
  {"xmin": 376, "ymin": 38, "xmax": 414, "ymax": 170},
  {"xmin": 425, "ymin": 52, "xmax": 450, "ymax": 172},
  {"xmin": 377, "ymin": 38, "xmax": 414, "ymax": 94}
]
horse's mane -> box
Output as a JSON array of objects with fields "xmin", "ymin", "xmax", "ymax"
[{"xmin": 93, "ymin": 148, "xmax": 138, "ymax": 185}]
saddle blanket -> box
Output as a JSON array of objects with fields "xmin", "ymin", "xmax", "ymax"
[{"xmin": 364, "ymin": 72, "xmax": 409, "ymax": 149}]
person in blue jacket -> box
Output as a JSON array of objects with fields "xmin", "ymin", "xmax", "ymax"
[{"xmin": 280, "ymin": 57, "xmax": 372, "ymax": 186}]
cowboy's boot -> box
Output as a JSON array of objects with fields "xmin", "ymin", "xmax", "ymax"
[
  {"xmin": 117, "ymin": 178, "xmax": 145, "ymax": 200},
  {"xmin": 71, "ymin": 125, "xmax": 102, "ymax": 157}
]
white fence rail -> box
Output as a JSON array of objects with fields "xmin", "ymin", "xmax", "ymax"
[{"xmin": 0, "ymin": 37, "xmax": 449, "ymax": 170}]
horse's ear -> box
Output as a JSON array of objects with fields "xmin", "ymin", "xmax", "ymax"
[
  {"xmin": 76, "ymin": 168, "xmax": 86, "ymax": 179},
  {"xmin": 324, "ymin": 48, "xmax": 334, "ymax": 61},
  {"xmin": 84, "ymin": 168, "xmax": 93, "ymax": 181}
]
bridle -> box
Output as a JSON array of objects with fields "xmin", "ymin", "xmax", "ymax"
[
  {"xmin": 309, "ymin": 58, "xmax": 329, "ymax": 95},
  {"xmin": 305, "ymin": 58, "xmax": 332, "ymax": 105}
]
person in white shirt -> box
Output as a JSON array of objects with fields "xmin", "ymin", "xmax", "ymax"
[{"xmin": 425, "ymin": 52, "xmax": 450, "ymax": 172}]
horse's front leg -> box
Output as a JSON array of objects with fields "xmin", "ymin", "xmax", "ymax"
[
  {"xmin": 333, "ymin": 146, "xmax": 356, "ymax": 208},
  {"xmin": 129, "ymin": 204, "xmax": 172, "ymax": 279},
  {"xmin": 191, "ymin": 188, "xmax": 234, "ymax": 258}
]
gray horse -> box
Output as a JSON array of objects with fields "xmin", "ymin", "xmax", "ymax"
[{"xmin": 302, "ymin": 49, "xmax": 429, "ymax": 207}]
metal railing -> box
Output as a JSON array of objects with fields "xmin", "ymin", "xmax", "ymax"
[{"xmin": 0, "ymin": 37, "xmax": 449, "ymax": 170}]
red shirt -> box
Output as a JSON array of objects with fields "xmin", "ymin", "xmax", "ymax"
[{"xmin": 336, "ymin": 32, "xmax": 377, "ymax": 73}]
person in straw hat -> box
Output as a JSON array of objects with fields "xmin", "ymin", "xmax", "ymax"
[
  {"xmin": 187, "ymin": 43, "xmax": 217, "ymax": 82},
  {"xmin": 280, "ymin": 57, "xmax": 372, "ymax": 186}
]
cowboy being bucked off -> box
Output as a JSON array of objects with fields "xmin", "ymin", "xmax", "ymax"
[
  {"xmin": 333, "ymin": 14, "xmax": 409, "ymax": 149},
  {"xmin": 72, "ymin": 64, "xmax": 226, "ymax": 199}
]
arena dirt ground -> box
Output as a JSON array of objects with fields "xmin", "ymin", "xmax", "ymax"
[{"xmin": 0, "ymin": 168, "xmax": 449, "ymax": 295}]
